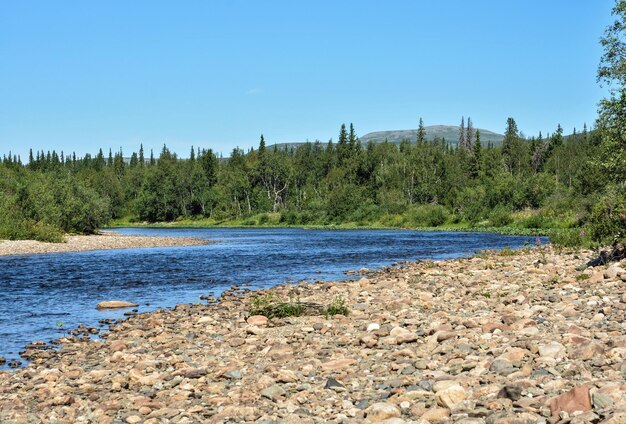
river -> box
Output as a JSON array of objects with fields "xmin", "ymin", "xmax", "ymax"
[{"xmin": 0, "ymin": 228, "xmax": 542, "ymax": 366}]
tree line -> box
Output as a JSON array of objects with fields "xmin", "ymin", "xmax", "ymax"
[{"xmin": 0, "ymin": 117, "xmax": 608, "ymax": 244}]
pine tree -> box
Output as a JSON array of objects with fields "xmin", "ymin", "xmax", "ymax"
[{"xmin": 139, "ymin": 144, "xmax": 145, "ymax": 166}]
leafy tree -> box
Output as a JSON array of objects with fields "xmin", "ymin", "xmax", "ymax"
[{"xmin": 597, "ymin": 0, "xmax": 626, "ymax": 184}]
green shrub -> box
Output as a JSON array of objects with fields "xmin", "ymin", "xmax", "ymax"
[
  {"xmin": 323, "ymin": 296, "xmax": 350, "ymax": 317},
  {"xmin": 249, "ymin": 293, "xmax": 304, "ymax": 318},
  {"xmin": 518, "ymin": 212, "xmax": 552, "ymax": 229},
  {"xmin": 456, "ymin": 186, "xmax": 487, "ymax": 224},
  {"xmin": 548, "ymin": 228, "xmax": 587, "ymax": 248},
  {"xmin": 587, "ymin": 185, "xmax": 626, "ymax": 244},
  {"xmin": 242, "ymin": 217, "xmax": 257, "ymax": 226},
  {"xmin": 0, "ymin": 218, "xmax": 65, "ymax": 243},
  {"xmin": 488, "ymin": 205, "xmax": 513, "ymax": 227},
  {"xmin": 347, "ymin": 203, "xmax": 381, "ymax": 224},
  {"xmin": 406, "ymin": 204, "xmax": 450, "ymax": 227},
  {"xmin": 248, "ymin": 293, "xmax": 350, "ymax": 319}
]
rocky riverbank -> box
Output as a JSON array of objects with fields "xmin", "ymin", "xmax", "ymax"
[
  {"xmin": 0, "ymin": 233, "xmax": 209, "ymax": 256},
  {"xmin": 0, "ymin": 246, "xmax": 625, "ymax": 423}
]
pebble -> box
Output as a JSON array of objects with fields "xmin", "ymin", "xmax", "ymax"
[{"xmin": 365, "ymin": 402, "xmax": 401, "ymax": 421}]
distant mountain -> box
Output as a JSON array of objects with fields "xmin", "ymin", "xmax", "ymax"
[
  {"xmin": 266, "ymin": 125, "xmax": 505, "ymax": 151},
  {"xmin": 359, "ymin": 125, "xmax": 504, "ymax": 146}
]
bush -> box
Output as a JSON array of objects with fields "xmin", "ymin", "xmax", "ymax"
[
  {"xmin": 249, "ymin": 293, "xmax": 350, "ymax": 319},
  {"xmin": 0, "ymin": 217, "xmax": 65, "ymax": 243},
  {"xmin": 406, "ymin": 204, "xmax": 450, "ymax": 227},
  {"xmin": 587, "ymin": 185, "xmax": 626, "ymax": 244},
  {"xmin": 548, "ymin": 228, "xmax": 587, "ymax": 248},
  {"xmin": 456, "ymin": 186, "xmax": 487, "ymax": 224},
  {"xmin": 347, "ymin": 203, "xmax": 381, "ymax": 224},
  {"xmin": 488, "ymin": 205, "xmax": 513, "ymax": 227},
  {"xmin": 323, "ymin": 296, "xmax": 350, "ymax": 317},
  {"xmin": 280, "ymin": 210, "xmax": 316, "ymax": 225},
  {"xmin": 249, "ymin": 293, "xmax": 304, "ymax": 318},
  {"xmin": 517, "ymin": 212, "xmax": 553, "ymax": 229},
  {"xmin": 257, "ymin": 213, "xmax": 270, "ymax": 225}
]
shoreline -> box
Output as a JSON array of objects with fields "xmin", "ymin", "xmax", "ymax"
[
  {"xmin": 107, "ymin": 222, "xmax": 551, "ymax": 237},
  {"xmin": 0, "ymin": 233, "xmax": 210, "ymax": 257},
  {"xmin": 0, "ymin": 246, "xmax": 624, "ymax": 422}
]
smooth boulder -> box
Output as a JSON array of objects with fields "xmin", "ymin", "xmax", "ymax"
[{"xmin": 96, "ymin": 300, "xmax": 138, "ymax": 310}]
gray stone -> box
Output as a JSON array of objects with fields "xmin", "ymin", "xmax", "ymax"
[
  {"xmin": 261, "ymin": 384, "xmax": 286, "ymax": 401},
  {"xmin": 224, "ymin": 370, "xmax": 242, "ymax": 380},
  {"xmin": 498, "ymin": 385, "xmax": 523, "ymax": 401},
  {"xmin": 592, "ymin": 392, "xmax": 614, "ymax": 410},
  {"xmin": 324, "ymin": 377, "xmax": 345, "ymax": 391},
  {"xmin": 489, "ymin": 359, "xmax": 517, "ymax": 376}
]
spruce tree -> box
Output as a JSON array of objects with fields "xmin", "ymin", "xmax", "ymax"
[
  {"xmin": 466, "ymin": 117, "xmax": 474, "ymax": 152},
  {"xmin": 348, "ymin": 123, "xmax": 358, "ymax": 150},
  {"xmin": 469, "ymin": 130, "xmax": 482, "ymax": 178},
  {"xmin": 337, "ymin": 123, "xmax": 349, "ymax": 164},
  {"xmin": 417, "ymin": 118, "xmax": 426, "ymax": 144},
  {"xmin": 459, "ymin": 116, "xmax": 466, "ymax": 150},
  {"xmin": 502, "ymin": 117, "xmax": 519, "ymax": 173}
]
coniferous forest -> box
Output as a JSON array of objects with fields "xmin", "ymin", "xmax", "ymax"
[{"xmin": 0, "ymin": 117, "xmax": 617, "ymax": 246}]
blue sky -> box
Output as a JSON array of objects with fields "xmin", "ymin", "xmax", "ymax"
[{"xmin": 0, "ymin": 1, "xmax": 615, "ymax": 159}]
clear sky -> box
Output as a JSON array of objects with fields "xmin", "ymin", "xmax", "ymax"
[{"xmin": 0, "ymin": 1, "xmax": 615, "ymax": 160}]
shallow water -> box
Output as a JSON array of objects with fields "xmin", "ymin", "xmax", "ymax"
[{"xmin": 0, "ymin": 228, "xmax": 541, "ymax": 366}]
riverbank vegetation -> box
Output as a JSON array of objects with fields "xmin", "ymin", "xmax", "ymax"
[{"xmin": 0, "ymin": 120, "xmax": 609, "ymax": 246}]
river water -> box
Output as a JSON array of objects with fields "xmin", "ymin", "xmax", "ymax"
[{"xmin": 0, "ymin": 228, "xmax": 541, "ymax": 365}]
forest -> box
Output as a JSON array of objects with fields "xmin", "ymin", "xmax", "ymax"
[{"xmin": 0, "ymin": 116, "xmax": 619, "ymax": 247}]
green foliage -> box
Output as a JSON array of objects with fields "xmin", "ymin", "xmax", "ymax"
[
  {"xmin": 323, "ymin": 296, "xmax": 350, "ymax": 317},
  {"xmin": 248, "ymin": 293, "xmax": 349, "ymax": 319},
  {"xmin": 547, "ymin": 228, "xmax": 588, "ymax": 248},
  {"xmin": 0, "ymin": 115, "xmax": 614, "ymax": 244},
  {"xmin": 488, "ymin": 205, "xmax": 513, "ymax": 227},
  {"xmin": 0, "ymin": 218, "xmax": 65, "ymax": 243},
  {"xmin": 497, "ymin": 247, "xmax": 518, "ymax": 256},
  {"xmin": 588, "ymin": 185, "xmax": 626, "ymax": 244},
  {"xmin": 249, "ymin": 293, "xmax": 304, "ymax": 319},
  {"xmin": 406, "ymin": 204, "xmax": 450, "ymax": 227}
]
